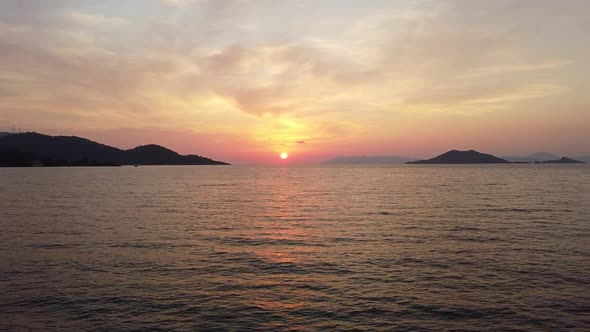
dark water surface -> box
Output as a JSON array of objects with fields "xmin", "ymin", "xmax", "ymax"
[{"xmin": 1, "ymin": 165, "xmax": 589, "ymax": 331}]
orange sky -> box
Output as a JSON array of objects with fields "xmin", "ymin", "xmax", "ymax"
[{"xmin": 1, "ymin": 0, "xmax": 589, "ymax": 164}]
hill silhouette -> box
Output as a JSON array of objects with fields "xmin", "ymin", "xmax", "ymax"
[
  {"xmin": 0, "ymin": 132, "xmax": 228, "ymax": 166},
  {"xmin": 407, "ymin": 150, "xmax": 509, "ymax": 164},
  {"xmin": 125, "ymin": 144, "xmax": 227, "ymax": 165}
]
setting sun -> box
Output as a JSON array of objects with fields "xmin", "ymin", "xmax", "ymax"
[{"xmin": 280, "ymin": 152, "xmax": 288, "ymax": 159}]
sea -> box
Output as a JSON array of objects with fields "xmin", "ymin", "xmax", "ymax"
[{"xmin": 1, "ymin": 165, "xmax": 589, "ymax": 331}]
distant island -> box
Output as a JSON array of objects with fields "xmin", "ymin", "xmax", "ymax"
[
  {"xmin": 0, "ymin": 132, "xmax": 229, "ymax": 167},
  {"xmin": 407, "ymin": 150, "xmax": 510, "ymax": 164},
  {"xmin": 536, "ymin": 157, "xmax": 585, "ymax": 164},
  {"xmin": 324, "ymin": 150, "xmax": 589, "ymax": 165},
  {"xmin": 505, "ymin": 152, "xmax": 590, "ymax": 163},
  {"xmin": 322, "ymin": 155, "xmax": 418, "ymax": 164},
  {"xmin": 406, "ymin": 150, "xmax": 585, "ymax": 164},
  {"xmin": 503, "ymin": 152, "xmax": 560, "ymax": 163}
]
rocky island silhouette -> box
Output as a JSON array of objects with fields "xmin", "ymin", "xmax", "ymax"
[
  {"xmin": 407, "ymin": 150, "xmax": 510, "ymax": 164},
  {"xmin": 406, "ymin": 150, "xmax": 585, "ymax": 164}
]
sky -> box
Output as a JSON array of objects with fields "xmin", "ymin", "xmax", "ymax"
[{"xmin": 0, "ymin": 0, "xmax": 588, "ymax": 164}]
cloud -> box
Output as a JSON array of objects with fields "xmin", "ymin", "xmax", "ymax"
[
  {"xmin": 2, "ymin": 0, "xmax": 584, "ymax": 120},
  {"xmin": 0, "ymin": 0, "xmax": 588, "ymax": 158},
  {"xmin": 64, "ymin": 11, "xmax": 127, "ymax": 27},
  {"xmin": 161, "ymin": 0, "xmax": 195, "ymax": 6},
  {"xmin": 404, "ymin": 82, "xmax": 566, "ymax": 108}
]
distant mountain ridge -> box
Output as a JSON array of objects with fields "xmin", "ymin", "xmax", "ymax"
[
  {"xmin": 503, "ymin": 152, "xmax": 560, "ymax": 163},
  {"xmin": 407, "ymin": 150, "xmax": 510, "ymax": 164},
  {"xmin": 0, "ymin": 132, "xmax": 228, "ymax": 166},
  {"xmin": 322, "ymin": 155, "xmax": 418, "ymax": 164},
  {"xmin": 504, "ymin": 152, "xmax": 587, "ymax": 163},
  {"xmin": 537, "ymin": 157, "xmax": 585, "ymax": 164}
]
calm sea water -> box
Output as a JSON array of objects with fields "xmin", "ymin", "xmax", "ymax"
[{"xmin": 1, "ymin": 165, "xmax": 589, "ymax": 331}]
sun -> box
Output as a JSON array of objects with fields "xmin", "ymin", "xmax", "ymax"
[{"xmin": 280, "ymin": 152, "xmax": 288, "ymax": 159}]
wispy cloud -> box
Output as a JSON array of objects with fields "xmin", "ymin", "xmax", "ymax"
[
  {"xmin": 0, "ymin": 0, "xmax": 588, "ymax": 160},
  {"xmin": 64, "ymin": 11, "xmax": 127, "ymax": 27}
]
